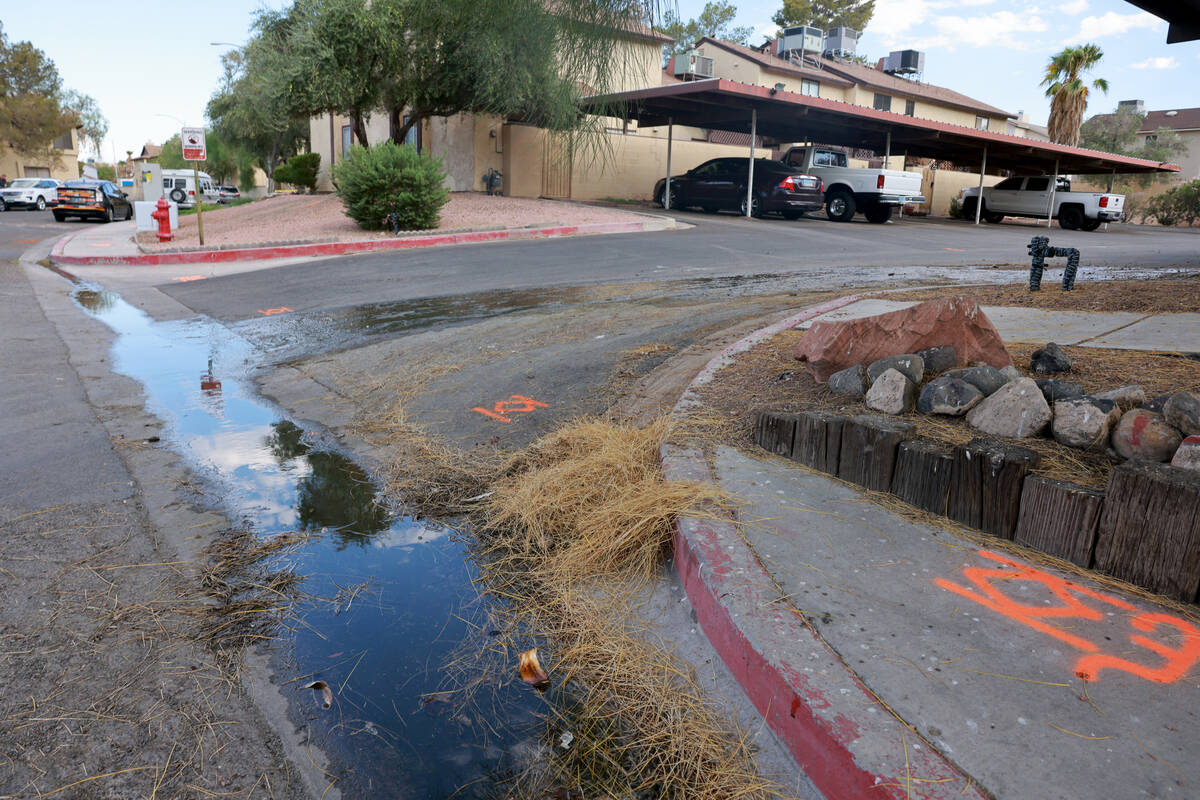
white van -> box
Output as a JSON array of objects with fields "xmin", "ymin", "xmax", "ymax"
[{"xmin": 161, "ymin": 169, "xmax": 219, "ymax": 208}]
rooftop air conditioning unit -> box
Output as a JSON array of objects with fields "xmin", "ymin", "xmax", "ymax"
[
  {"xmin": 777, "ymin": 25, "xmax": 823, "ymax": 56},
  {"xmin": 674, "ymin": 50, "xmax": 714, "ymax": 79},
  {"xmin": 884, "ymin": 49, "xmax": 925, "ymax": 75},
  {"xmin": 823, "ymin": 27, "xmax": 858, "ymax": 57}
]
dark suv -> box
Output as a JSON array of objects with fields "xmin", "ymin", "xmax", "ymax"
[
  {"xmin": 653, "ymin": 157, "xmax": 824, "ymax": 219},
  {"xmin": 53, "ymin": 179, "xmax": 133, "ymax": 223}
]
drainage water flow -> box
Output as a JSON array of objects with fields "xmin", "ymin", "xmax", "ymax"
[{"xmin": 74, "ymin": 288, "xmax": 536, "ymax": 797}]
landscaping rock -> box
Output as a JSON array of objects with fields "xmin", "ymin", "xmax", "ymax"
[
  {"xmin": 827, "ymin": 364, "xmax": 868, "ymax": 397},
  {"xmin": 1163, "ymin": 391, "xmax": 1200, "ymax": 436},
  {"xmin": 1031, "ymin": 342, "xmax": 1071, "ymax": 373},
  {"xmin": 999, "ymin": 365, "xmax": 1023, "ymax": 383},
  {"xmin": 1093, "ymin": 385, "xmax": 1146, "ymax": 412},
  {"xmin": 965, "ymin": 378, "xmax": 1052, "ymax": 438},
  {"xmin": 1171, "ymin": 435, "xmax": 1200, "ymax": 472},
  {"xmin": 794, "ymin": 296, "xmax": 1012, "ymax": 382},
  {"xmin": 916, "ymin": 345, "xmax": 957, "ymax": 374},
  {"xmin": 946, "ymin": 365, "xmax": 1006, "ymax": 396},
  {"xmin": 1142, "ymin": 394, "xmax": 1171, "ymax": 413},
  {"xmin": 1036, "ymin": 379, "xmax": 1085, "ymax": 402},
  {"xmin": 916, "ymin": 376, "xmax": 983, "ymax": 416},
  {"xmin": 1052, "ymin": 397, "xmax": 1119, "ymax": 451},
  {"xmin": 864, "ymin": 368, "xmax": 915, "ymax": 415},
  {"xmin": 1111, "ymin": 409, "xmax": 1183, "ymax": 462},
  {"xmin": 867, "ymin": 354, "xmax": 924, "ymax": 386}
]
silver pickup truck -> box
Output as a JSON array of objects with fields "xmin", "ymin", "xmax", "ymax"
[
  {"xmin": 779, "ymin": 146, "xmax": 926, "ymax": 224},
  {"xmin": 960, "ymin": 176, "xmax": 1124, "ymax": 231}
]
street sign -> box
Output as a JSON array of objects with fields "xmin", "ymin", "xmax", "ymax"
[{"xmin": 181, "ymin": 127, "xmax": 206, "ymax": 161}]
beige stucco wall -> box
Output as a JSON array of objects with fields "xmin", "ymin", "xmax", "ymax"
[
  {"xmin": 0, "ymin": 127, "xmax": 80, "ymax": 182},
  {"xmin": 427, "ymin": 113, "xmax": 477, "ymax": 191},
  {"xmin": 1143, "ymin": 130, "xmax": 1199, "ymax": 181},
  {"xmin": 917, "ymin": 168, "xmax": 1003, "ymax": 216},
  {"xmin": 502, "ymin": 124, "xmax": 546, "ymax": 199}
]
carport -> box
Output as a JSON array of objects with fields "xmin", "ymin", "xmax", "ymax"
[{"xmin": 580, "ymin": 79, "xmax": 1180, "ymax": 222}]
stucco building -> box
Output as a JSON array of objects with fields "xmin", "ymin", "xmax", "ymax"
[{"xmin": 0, "ymin": 125, "xmax": 81, "ymax": 183}]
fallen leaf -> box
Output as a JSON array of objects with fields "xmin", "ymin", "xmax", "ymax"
[
  {"xmin": 302, "ymin": 680, "xmax": 333, "ymax": 708},
  {"xmin": 518, "ymin": 648, "xmax": 550, "ymax": 691}
]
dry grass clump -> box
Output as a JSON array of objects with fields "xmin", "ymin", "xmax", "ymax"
[{"xmin": 465, "ymin": 417, "xmax": 784, "ymax": 799}]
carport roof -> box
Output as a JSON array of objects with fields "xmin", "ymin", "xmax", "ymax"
[{"xmin": 581, "ymin": 79, "xmax": 1180, "ymax": 176}]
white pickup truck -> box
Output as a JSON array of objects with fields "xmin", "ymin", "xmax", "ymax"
[
  {"xmin": 959, "ymin": 176, "xmax": 1124, "ymax": 231},
  {"xmin": 779, "ymin": 145, "xmax": 925, "ymax": 224}
]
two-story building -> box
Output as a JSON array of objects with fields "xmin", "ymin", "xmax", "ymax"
[{"xmin": 0, "ymin": 125, "xmax": 82, "ymax": 183}]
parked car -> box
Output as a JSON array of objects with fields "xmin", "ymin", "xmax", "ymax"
[
  {"xmin": 52, "ymin": 179, "xmax": 133, "ymax": 223},
  {"xmin": 160, "ymin": 168, "xmax": 219, "ymax": 208},
  {"xmin": 779, "ymin": 146, "xmax": 926, "ymax": 224},
  {"xmin": 959, "ymin": 176, "xmax": 1124, "ymax": 231},
  {"xmin": 216, "ymin": 185, "xmax": 241, "ymax": 203},
  {"xmin": 653, "ymin": 157, "xmax": 824, "ymax": 219},
  {"xmin": 0, "ymin": 178, "xmax": 61, "ymax": 211}
]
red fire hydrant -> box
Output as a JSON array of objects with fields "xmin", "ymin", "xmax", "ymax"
[{"xmin": 151, "ymin": 195, "xmax": 173, "ymax": 242}]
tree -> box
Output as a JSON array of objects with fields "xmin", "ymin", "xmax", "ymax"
[
  {"xmin": 156, "ymin": 130, "xmax": 239, "ymax": 183},
  {"xmin": 772, "ymin": 0, "xmax": 875, "ymax": 31},
  {"xmin": 1079, "ymin": 106, "xmax": 1142, "ymax": 155},
  {"xmin": 0, "ymin": 24, "xmax": 75, "ymax": 160},
  {"xmin": 1042, "ymin": 43, "xmax": 1107, "ymax": 148},
  {"xmin": 661, "ymin": 2, "xmax": 753, "ymax": 56},
  {"xmin": 60, "ymin": 89, "xmax": 107, "ymax": 157}
]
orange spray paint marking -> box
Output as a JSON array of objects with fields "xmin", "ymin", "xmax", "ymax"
[
  {"xmin": 257, "ymin": 307, "xmax": 293, "ymax": 316},
  {"xmin": 943, "ymin": 247, "xmax": 967, "ymax": 252},
  {"xmin": 934, "ymin": 549, "xmax": 1200, "ymax": 684},
  {"xmin": 473, "ymin": 394, "xmax": 548, "ymax": 423},
  {"xmin": 172, "ymin": 275, "xmax": 207, "ymax": 282}
]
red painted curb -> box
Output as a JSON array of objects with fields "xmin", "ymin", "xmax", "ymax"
[
  {"xmin": 47, "ymin": 219, "xmax": 657, "ymax": 267},
  {"xmin": 663, "ymin": 295, "xmax": 989, "ymax": 800}
]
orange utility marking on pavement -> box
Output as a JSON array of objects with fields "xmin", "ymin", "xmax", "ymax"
[
  {"xmin": 473, "ymin": 394, "xmax": 549, "ymax": 423},
  {"xmin": 171, "ymin": 275, "xmax": 207, "ymax": 282},
  {"xmin": 943, "ymin": 247, "xmax": 967, "ymax": 252},
  {"xmin": 16, "ymin": 238, "xmax": 38, "ymax": 243},
  {"xmin": 89, "ymin": 242, "xmax": 112, "ymax": 247},
  {"xmin": 935, "ymin": 549, "xmax": 1200, "ymax": 684},
  {"xmin": 257, "ymin": 307, "xmax": 293, "ymax": 316}
]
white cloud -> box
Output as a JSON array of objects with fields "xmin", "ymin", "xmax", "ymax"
[
  {"xmin": 1130, "ymin": 56, "xmax": 1178, "ymax": 69},
  {"xmin": 870, "ymin": 2, "xmax": 1049, "ymax": 51},
  {"xmin": 1060, "ymin": 0, "xmax": 1088, "ymax": 14},
  {"xmin": 1070, "ymin": 11, "xmax": 1161, "ymax": 41}
]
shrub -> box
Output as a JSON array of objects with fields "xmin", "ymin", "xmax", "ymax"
[
  {"xmin": 948, "ymin": 197, "xmax": 965, "ymax": 220},
  {"xmin": 1144, "ymin": 180, "xmax": 1200, "ymax": 227},
  {"xmin": 332, "ymin": 142, "xmax": 449, "ymax": 231},
  {"xmin": 273, "ymin": 152, "xmax": 321, "ymax": 194}
]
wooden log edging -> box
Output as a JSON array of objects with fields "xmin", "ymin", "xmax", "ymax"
[{"xmin": 752, "ymin": 410, "xmax": 1199, "ymax": 604}]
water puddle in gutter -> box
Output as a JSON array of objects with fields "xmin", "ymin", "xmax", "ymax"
[{"xmin": 73, "ymin": 287, "xmax": 538, "ymax": 797}]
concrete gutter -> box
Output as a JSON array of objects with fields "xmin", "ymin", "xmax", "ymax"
[
  {"xmin": 661, "ymin": 294, "xmax": 989, "ymax": 800},
  {"xmin": 48, "ymin": 217, "xmax": 677, "ymax": 267}
]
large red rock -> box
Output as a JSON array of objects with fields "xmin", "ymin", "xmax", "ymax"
[{"xmin": 795, "ymin": 297, "xmax": 1012, "ymax": 382}]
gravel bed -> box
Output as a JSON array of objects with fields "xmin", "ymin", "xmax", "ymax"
[{"xmin": 136, "ymin": 192, "xmax": 652, "ymax": 251}]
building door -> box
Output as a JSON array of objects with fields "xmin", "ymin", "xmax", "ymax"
[
  {"xmin": 541, "ymin": 133, "xmax": 572, "ymax": 199},
  {"xmin": 24, "ymin": 166, "xmax": 51, "ymax": 178}
]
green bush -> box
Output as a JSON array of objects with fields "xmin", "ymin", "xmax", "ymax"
[
  {"xmin": 948, "ymin": 197, "xmax": 965, "ymax": 220},
  {"xmin": 332, "ymin": 142, "xmax": 449, "ymax": 231},
  {"xmin": 274, "ymin": 152, "xmax": 321, "ymax": 194},
  {"xmin": 1145, "ymin": 180, "xmax": 1200, "ymax": 227}
]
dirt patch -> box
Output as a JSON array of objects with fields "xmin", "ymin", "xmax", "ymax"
[
  {"xmin": 136, "ymin": 192, "xmax": 654, "ymax": 251},
  {"xmin": 690, "ymin": 329, "xmax": 1200, "ymax": 488},
  {"xmin": 874, "ymin": 276, "xmax": 1200, "ymax": 314}
]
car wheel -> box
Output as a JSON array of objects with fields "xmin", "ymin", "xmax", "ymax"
[
  {"xmin": 983, "ymin": 211, "xmax": 1005, "ymax": 224},
  {"xmin": 35, "ymin": 196, "xmax": 47, "ymax": 211},
  {"xmin": 101, "ymin": 205, "xmax": 113, "ymax": 224},
  {"xmin": 825, "ymin": 190, "xmax": 856, "ymax": 222},
  {"xmin": 1058, "ymin": 206, "xmax": 1083, "ymax": 230},
  {"xmin": 125, "ymin": 204, "xmax": 133, "ymax": 221},
  {"xmin": 0, "ymin": 198, "xmax": 6, "ymax": 212},
  {"xmin": 738, "ymin": 194, "xmax": 762, "ymax": 218},
  {"xmin": 864, "ymin": 204, "xmax": 893, "ymax": 224},
  {"xmin": 1079, "ymin": 217, "xmax": 1103, "ymax": 232}
]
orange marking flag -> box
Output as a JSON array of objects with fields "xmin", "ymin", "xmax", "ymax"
[
  {"xmin": 473, "ymin": 394, "xmax": 549, "ymax": 423},
  {"xmin": 935, "ymin": 549, "xmax": 1200, "ymax": 684}
]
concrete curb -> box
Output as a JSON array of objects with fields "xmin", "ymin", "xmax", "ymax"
[
  {"xmin": 662, "ymin": 295, "xmax": 989, "ymax": 800},
  {"xmin": 48, "ymin": 218, "xmax": 672, "ymax": 267}
]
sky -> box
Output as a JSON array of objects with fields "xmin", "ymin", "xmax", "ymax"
[{"xmin": 3, "ymin": 0, "xmax": 1198, "ymax": 161}]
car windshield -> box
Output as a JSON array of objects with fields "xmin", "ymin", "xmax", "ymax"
[{"xmin": 10, "ymin": 179, "xmax": 38, "ymax": 188}]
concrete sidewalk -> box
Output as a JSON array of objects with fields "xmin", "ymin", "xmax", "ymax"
[{"xmin": 664, "ymin": 297, "xmax": 1200, "ymax": 800}]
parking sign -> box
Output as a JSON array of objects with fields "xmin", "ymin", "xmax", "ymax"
[{"xmin": 182, "ymin": 127, "xmax": 206, "ymax": 161}]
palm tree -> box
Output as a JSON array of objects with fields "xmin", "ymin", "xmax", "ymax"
[{"xmin": 1042, "ymin": 44, "xmax": 1108, "ymax": 147}]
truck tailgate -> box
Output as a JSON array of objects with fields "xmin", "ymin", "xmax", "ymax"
[{"xmin": 880, "ymin": 170, "xmax": 924, "ymax": 197}]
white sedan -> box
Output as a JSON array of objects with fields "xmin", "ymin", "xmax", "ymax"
[{"xmin": 0, "ymin": 178, "xmax": 62, "ymax": 212}]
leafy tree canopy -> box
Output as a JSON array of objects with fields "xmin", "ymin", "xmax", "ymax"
[
  {"xmin": 661, "ymin": 2, "xmax": 753, "ymax": 56},
  {"xmin": 156, "ymin": 129, "xmax": 240, "ymax": 184},
  {"xmin": 0, "ymin": 24, "xmax": 80, "ymax": 159},
  {"xmin": 1042, "ymin": 43, "xmax": 1107, "ymax": 147},
  {"xmin": 61, "ymin": 90, "xmax": 107, "ymax": 157},
  {"xmin": 1079, "ymin": 106, "xmax": 1142, "ymax": 155},
  {"xmin": 772, "ymin": 0, "xmax": 875, "ymax": 32}
]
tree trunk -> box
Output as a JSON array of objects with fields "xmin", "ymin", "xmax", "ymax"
[
  {"xmin": 394, "ymin": 112, "xmax": 422, "ymax": 150},
  {"xmin": 352, "ymin": 109, "xmax": 369, "ymax": 147}
]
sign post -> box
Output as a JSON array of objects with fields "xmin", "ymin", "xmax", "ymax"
[{"xmin": 181, "ymin": 127, "xmax": 207, "ymax": 245}]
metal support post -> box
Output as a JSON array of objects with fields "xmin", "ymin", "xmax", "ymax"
[
  {"xmin": 1047, "ymin": 158, "xmax": 1059, "ymax": 228},
  {"xmin": 192, "ymin": 161, "xmax": 205, "ymax": 246},
  {"xmin": 745, "ymin": 108, "xmax": 757, "ymax": 218},
  {"xmin": 974, "ymin": 145, "xmax": 987, "ymax": 225},
  {"xmin": 664, "ymin": 118, "xmax": 673, "ymax": 210},
  {"xmin": 884, "ymin": 130, "xmax": 891, "ymax": 170}
]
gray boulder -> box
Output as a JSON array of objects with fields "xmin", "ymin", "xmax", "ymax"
[
  {"xmin": 1036, "ymin": 379, "xmax": 1085, "ymax": 402},
  {"xmin": 865, "ymin": 368, "xmax": 916, "ymax": 415},
  {"xmin": 1052, "ymin": 397, "xmax": 1119, "ymax": 451},
  {"xmin": 1163, "ymin": 391, "xmax": 1200, "ymax": 436},
  {"xmin": 946, "ymin": 365, "xmax": 1006, "ymax": 396},
  {"xmin": 1093, "ymin": 384, "xmax": 1146, "ymax": 412},
  {"xmin": 1111, "ymin": 409, "xmax": 1183, "ymax": 462},
  {"xmin": 828, "ymin": 364, "xmax": 868, "ymax": 397},
  {"xmin": 965, "ymin": 378, "xmax": 1052, "ymax": 438},
  {"xmin": 917, "ymin": 376, "xmax": 984, "ymax": 416},
  {"xmin": 916, "ymin": 345, "xmax": 957, "ymax": 374},
  {"xmin": 1172, "ymin": 435, "xmax": 1200, "ymax": 472},
  {"xmin": 1142, "ymin": 394, "xmax": 1171, "ymax": 413},
  {"xmin": 867, "ymin": 354, "xmax": 924, "ymax": 386},
  {"xmin": 1031, "ymin": 342, "xmax": 1071, "ymax": 373},
  {"xmin": 999, "ymin": 365, "xmax": 1023, "ymax": 383}
]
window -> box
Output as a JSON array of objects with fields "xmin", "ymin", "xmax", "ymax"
[
  {"xmin": 1144, "ymin": 134, "xmax": 1158, "ymax": 145},
  {"xmin": 402, "ymin": 115, "xmax": 421, "ymax": 152},
  {"xmin": 801, "ymin": 79, "xmax": 819, "ymax": 97},
  {"xmin": 904, "ymin": 99, "xmax": 915, "ymax": 116},
  {"xmin": 690, "ymin": 160, "xmax": 720, "ymax": 177},
  {"xmin": 23, "ymin": 167, "xmax": 51, "ymax": 178},
  {"xmin": 340, "ymin": 124, "xmax": 353, "ymax": 157},
  {"xmin": 994, "ymin": 177, "xmax": 1023, "ymax": 190},
  {"xmin": 873, "ymin": 93, "xmax": 891, "ymax": 111},
  {"xmin": 52, "ymin": 131, "xmax": 73, "ymax": 150},
  {"xmin": 975, "ymin": 116, "xmax": 989, "ymax": 130},
  {"xmin": 1025, "ymin": 177, "xmax": 1050, "ymax": 192},
  {"xmin": 813, "ymin": 150, "xmax": 847, "ymax": 167}
]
